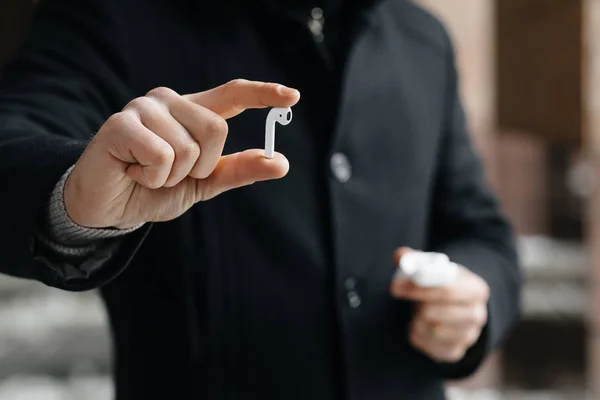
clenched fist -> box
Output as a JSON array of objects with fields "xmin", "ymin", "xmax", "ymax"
[
  {"xmin": 391, "ymin": 248, "xmax": 490, "ymax": 363},
  {"xmin": 64, "ymin": 79, "xmax": 300, "ymax": 229}
]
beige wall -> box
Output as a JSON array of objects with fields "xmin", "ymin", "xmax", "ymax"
[
  {"xmin": 585, "ymin": 0, "xmax": 600, "ymax": 153},
  {"xmin": 586, "ymin": 0, "xmax": 600, "ymax": 396}
]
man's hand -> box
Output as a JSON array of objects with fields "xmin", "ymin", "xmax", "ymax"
[
  {"xmin": 390, "ymin": 248, "xmax": 490, "ymax": 363},
  {"xmin": 64, "ymin": 79, "xmax": 300, "ymax": 229}
]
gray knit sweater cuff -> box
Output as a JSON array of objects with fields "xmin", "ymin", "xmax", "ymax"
[{"xmin": 47, "ymin": 166, "xmax": 145, "ymax": 246}]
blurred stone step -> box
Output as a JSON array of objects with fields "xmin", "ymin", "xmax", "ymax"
[
  {"xmin": 0, "ymin": 379, "xmax": 586, "ymax": 400},
  {"xmin": 446, "ymin": 387, "xmax": 588, "ymax": 400},
  {"xmin": 517, "ymin": 236, "xmax": 589, "ymax": 280},
  {"xmin": 0, "ymin": 233, "xmax": 591, "ymax": 380},
  {"xmin": 0, "ymin": 375, "xmax": 112, "ymax": 400},
  {"xmin": 0, "ymin": 287, "xmax": 110, "ymax": 377},
  {"xmin": 516, "ymin": 236, "xmax": 590, "ymax": 320}
]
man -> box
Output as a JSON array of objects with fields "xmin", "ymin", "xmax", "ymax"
[{"xmin": 0, "ymin": 0, "xmax": 522, "ymax": 398}]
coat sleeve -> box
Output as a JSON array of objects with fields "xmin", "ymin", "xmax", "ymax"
[
  {"xmin": 426, "ymin": 30, "xmax": 523, "ymax": 379},
  {"xmin": 0, "ymin": 0, "xmax": 150, "ymax": 292}
]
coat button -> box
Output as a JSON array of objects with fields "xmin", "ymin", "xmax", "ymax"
[
  {"xmin": 308, "ymin": 7, "xmax": 325, "ymax": 43},
  {"xmin": 330, "ymin": 152, "xmax": 352, "ymax": 183},
  {"xmin": 347, "ymin": 291, "xmax": 361, "ymax": 308}
]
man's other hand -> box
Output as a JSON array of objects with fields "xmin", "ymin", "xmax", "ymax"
[{"xmin": 391, "ymin": 248, "xmax": 490, "ymax": 363}]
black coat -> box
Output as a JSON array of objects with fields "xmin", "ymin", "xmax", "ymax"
[{"xmin": 0, "ymin": 0, "xmax": 522, "ymax": 399}]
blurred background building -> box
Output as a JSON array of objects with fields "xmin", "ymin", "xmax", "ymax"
[{"xmin": 0, "ymin": 0, "xmax": 599, "ymax": 399}]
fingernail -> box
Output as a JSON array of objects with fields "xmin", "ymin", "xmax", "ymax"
[{"xmin": 277, "ymin": 85, "xmax": 299, "ymax": 96}]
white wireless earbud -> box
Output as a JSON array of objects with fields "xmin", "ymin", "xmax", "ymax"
[
  {"xmin": 396, "ymin": 251, "xmax": 459, "ymax": 287},
  {"xmin": 265, "ymin": 107, "xmax": 293, "ymax": 158}
]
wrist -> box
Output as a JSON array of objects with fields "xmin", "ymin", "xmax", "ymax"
[
  {"xmin": 64, "ymin": 165, "xmax": 143, "ymax": 230},
  {"xmin": 48, "ymin": 166, "xmax": 144, "ymax": 245},
  {"xmin": 63, "ymin": 167, "xmax": 91, "ymax": 228}
]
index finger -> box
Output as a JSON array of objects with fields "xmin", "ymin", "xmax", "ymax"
[
  {"xmin": 184, "ymin": 79, "xmax": 301, "ymax": 119},
  {"xmin": 391, "ymin": 269, "xmax": 484, "ymax": 304},
  {"xmin": 391, "ymin": 282, "xmax": 468, "ymax": 304}
]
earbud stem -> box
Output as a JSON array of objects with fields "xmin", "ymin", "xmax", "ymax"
[
  {"xmin": 264, "ymin": 107, "xmax": 293, "ymax": 159},
  {"xmin": 265, "ymin": 120, "xmax": 275, "ymax": 159}
]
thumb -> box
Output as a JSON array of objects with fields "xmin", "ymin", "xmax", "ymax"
[
  {"xmin": 391, "ymin": 247, "xmax": 419, "ymax": 298},
  {"xmin": 393, "ymin": 247, "xmax": 415, "ymax": 265},
  {"xmin": 197, "ymin": 149, "xmax": 289, "ymax": 201}
]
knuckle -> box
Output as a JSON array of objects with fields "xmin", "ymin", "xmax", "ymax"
[
  {"xmin": 206, "ymin": 116, "xmax": 229, "ymax": 137},
  {"xmin": 149, "ymin": 141, "xmax": 175, "ymax": 165},
  {"xmin": 156, "ymin": 147, "xmax": 175, "ymax": 165},
  {"xmin": 178, "ymin": 141, "xmax": 201, "ymax": 160},
  {"xmin": 104, "ymin": 111, "xmax": 137, "ymax": 131},
  {"xmin": 147, "ymin": 86, "xmax": 177, "ymax": 100},
  {"xmin": 226, "ymin": 78, "xmax": 248, "ymax": 89},
  {"xmin": 126, "ymin": 96, "xmax": 156, "ymax": 111}
]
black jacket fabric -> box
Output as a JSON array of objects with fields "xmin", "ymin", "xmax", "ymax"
[{"xmin": 0, "ymin": 0, "xmax": 522, "ymax": 399}]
